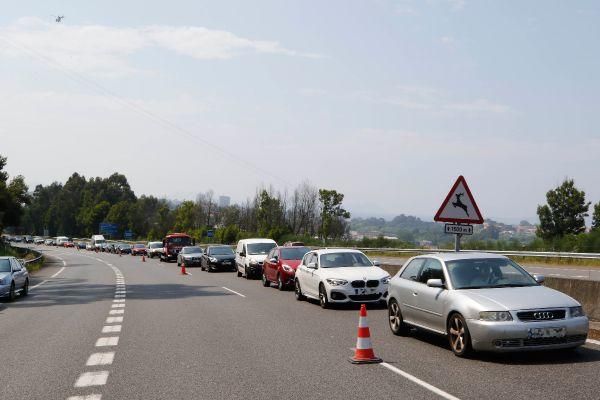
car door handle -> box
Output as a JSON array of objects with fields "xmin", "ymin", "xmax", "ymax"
[{"xmin": 412, "ymin": 292, "xmax": 418, "ymax": 296}]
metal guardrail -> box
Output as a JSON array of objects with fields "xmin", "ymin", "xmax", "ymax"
[{"xmin": 354, "ymin": 247, "xmax": 600, "ymax": 260}]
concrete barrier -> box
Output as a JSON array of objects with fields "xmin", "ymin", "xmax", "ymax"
[{"xmin": 379, "ymin": 264, "xmax": 600, "ymax": 321}]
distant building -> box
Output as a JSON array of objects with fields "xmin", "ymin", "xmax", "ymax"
[{"xmin": 218, "ymin": 195, "xmax": 231, "ymax": 207}]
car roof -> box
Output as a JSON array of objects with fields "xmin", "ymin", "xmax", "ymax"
[
  {"xmin": 311, "ymin": 248, "xmax": 365, "ymax": 255},
  {"xmin": 238, "ymin": 238, "xmax": 277, "ymax": 244},
  {"xmin": 415, "ymin": 252, "xmax": 509, "ymax": 262}
]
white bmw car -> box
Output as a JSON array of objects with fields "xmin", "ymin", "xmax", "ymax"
[{"xmin": 294, "ymin": 249, "xmax": 390, "ymax": 308}]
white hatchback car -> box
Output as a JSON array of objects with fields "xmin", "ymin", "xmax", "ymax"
[{"xmin": 294, "ymin": 249, "xmax": 390, "ymax": 308}]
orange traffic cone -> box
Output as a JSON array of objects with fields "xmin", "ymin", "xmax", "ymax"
[
  {"xmin": 181, "ymin": 261, "xmax": 187, "ymax": 275},
  {"xmin": 350, "ymin": 304, "xmax": 382, "ymax": 364}
]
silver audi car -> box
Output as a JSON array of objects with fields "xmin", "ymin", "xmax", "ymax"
[{"xmin": 387, "ymin": 252, "xmax": 589, "ymax": 356}]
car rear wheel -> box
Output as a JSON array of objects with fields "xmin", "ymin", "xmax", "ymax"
[
  {"xmin": 447, "ymin": 313, "xmax": 472, "ymax": 357},
  {"xmin": 319, "ymin": 284, "xmax": 329, "ymax": 309},
  {"xmin": 388, "ymin": 299, "xmax": 408, "ymax": 335},
  {"xmin": 294, "ymin": 280, "xmax": 305, "ymax": 301},
  {"xmin": 21, "ymin": 279, "xmax": 29, "ymax": 297},
  {"xmin": 262, "ymin": 273, "xmax": 270, "ymax": 287}
]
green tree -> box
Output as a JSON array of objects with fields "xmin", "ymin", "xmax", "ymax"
[
  {"xmin": 592, "ymin": 202, "xmax": 600, "ymax": 231},
  {"xmin": 0, "ymin": 156, "xmax": 30, "ymax": 232},
  {"xmin": 318, "ymin": 189, "xmax": 350, "ymax": 241},
  {"xmin": 106, "ymin": 201, "xmax": 133, "ymax": 237},
  {"xmin": 173, "ymin": 201, "xmax": 199, "ymax": 233},
  {"xmin": 536, "ymin": 179, "xmax": 590, "ymax": 240}
]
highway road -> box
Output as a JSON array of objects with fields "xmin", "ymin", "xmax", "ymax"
[
  {"xmin": 377, "ymin": 256, "xmax": 600, "ymax": 281},
  {"xmin": 2, "ymin": 246, "xmax": 600, "ymax": 400}
]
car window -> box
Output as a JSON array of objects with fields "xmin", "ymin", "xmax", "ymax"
[
  {"xmin": 418, "ymin": 258, "xmax": 444, "ymax": 284},
  {"xmin": 11, "ymin": 259, "xmax": 22, "ymax": 271},
  {"xmin": 400, "ymin": 259, "xmax": 426, "ymax": 281},
  {"xmin": 305, "ymin": 253, "xmax": 317, "ymax": 266}
]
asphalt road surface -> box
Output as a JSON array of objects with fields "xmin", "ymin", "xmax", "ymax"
[
  {"xmin": 377, "ymin": 256, "xmax": 600, "ymax": 281},
  {"xmin": 2, "ymin": 246, "xmax": 600, "ymax": 400}
]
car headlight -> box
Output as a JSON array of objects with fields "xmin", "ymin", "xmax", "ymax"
[
  {"xmin": 326, "ymin": 278, "xmax": 348, "ymax": 286},
  {"xmin": 479, "ymin": 311, "xmax": 513, "ymax": 322},
  {"xmin": 282, "ymin": 264, "xmax": 294, "ymax": 273},
  {"xmin": 381, "ymin": 275, "xmax": 391, "ymax": 284},
  {"xmin": 569, "ymin": 306, "xmax": 585, "ymax": 318},
  {"xmin": 209, "ymin": 257, "xmax": 218, "ymax": 263}
]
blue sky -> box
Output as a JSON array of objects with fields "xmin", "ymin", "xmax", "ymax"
[{"xmin": 1, "ymin": 1, "xmax": 598, "ymax": 223}]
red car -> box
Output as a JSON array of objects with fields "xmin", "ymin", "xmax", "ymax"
[
  {"xmin": 262, "ymin": 246, "xmax": 310, "ymax": 290},
  {"xmin": 131, "ymin": 243, "xmax": 147, "ymax": 256}
]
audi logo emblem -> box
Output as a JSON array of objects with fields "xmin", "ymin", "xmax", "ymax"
[{"xmin": 533, "ymin": 312, "xmax": 554, "ymax": 320}]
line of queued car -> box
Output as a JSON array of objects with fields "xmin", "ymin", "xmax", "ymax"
[{"xmin": 21, "ymin": 232, "xmax": 591, "ymax": 357}]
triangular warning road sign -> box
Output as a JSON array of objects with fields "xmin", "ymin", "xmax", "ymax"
[{"xmin": 434, "ymin": 176, "xmax": 483, "ymax": 224}]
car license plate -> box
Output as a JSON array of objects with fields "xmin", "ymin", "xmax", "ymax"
[{"xmin": 527, "ymin": 327, "xmax": 566, "ymax": 339}]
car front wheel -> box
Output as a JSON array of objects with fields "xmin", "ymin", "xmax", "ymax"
[
  {"xmin": 447, "ymin": 313, "xmax": 472, "ymax": 357},
  {"xmin": 21, "ymin": 279, "xmax": 29, "ymax": 297},
  {"xmin": 277, "ymin": 274, "xmax": 284, "ymax": 291},
  {"xmin": 319, "ymin": 284, "xmax": 329, "ymax": 309},
  {"xmin": 261, "ymin": 273, "xmax": 270, "ymax": 287},
  {"xmin": 8, "ymin": 282, "xmax": 16, "ymax": 302}
]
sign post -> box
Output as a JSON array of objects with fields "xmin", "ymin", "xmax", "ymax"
[{"xmin": 434, "ymin": 176, "xmax": 483, "ymax": 252}]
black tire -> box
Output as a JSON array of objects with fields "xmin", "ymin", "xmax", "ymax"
[
  {"xmin": 200, "ymin": 263, "xmax": 206, "ymax": 271},
  {"xmin": 21, "ymin": 279, "xmax": 29, "ymax": 297},
  {"xmin": 319, "ymin": 284, "xmax": 329, "ymax": 309},
  {"xmin": 262, "ymin": 273, "xmax": 270, "ymax": 287},
  {"xmin": 236, "ymin": 266, "xmax": 242, "ymax": 277},
  {"xmin": 294, "ymin": 280, "xmax": 305, "ymax": 301},
  {"xmin": 244, "ymin": 265, "xmax": 251, "ymax": 280},
  {"xmin": 8, "ymin": 282, "xmax": 16, "ymax": 302},
  {"xmin": 277, "ymin": 274, "xmax": 285, "ymax": 291},
  {"xmin": 447, "ymin": 313, "xmax": 472, "ymax": 357},
  {"xmin": 206, "ymin": 265, "xmax": 212, "ymax": 273},
  {"xmin": 388, "ymin": 299, "xmax": 408, "ymax": 336}
]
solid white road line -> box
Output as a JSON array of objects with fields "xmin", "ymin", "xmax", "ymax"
[
  {"xmin": 86, "ymin": 352, "xmax": 115, "ymax": 366},
  {"xmin": 74, "ymin": 371, "xmax": 110, "ymax": 387},
  {"xmin": 222, "ymin": 287, "xmax": 246, "ymax": 298},
  {"xmin": 67, "ymin": 395, "xmax": 102, "ymax": 400},
  {"xmin": 95, "ymin": 337, "xmax": 119, "ymax": 347},
  {"xmin": 106, "ymin": 316, "xmax": 124, "ymax": 323},
  {"xmin": 102, "ymin": 325, "xmax": 122, "ymax": 333},
  {"xmin": 380, "ymin": 362, "xmax": 460, "ymax": 400},
  {"xmin": 587, "ymin": 339, "xmax": 600, "ymax": 346},
  {"xmin": 30, "ymin": 265, "xmax": 67, "ymax": 290}
]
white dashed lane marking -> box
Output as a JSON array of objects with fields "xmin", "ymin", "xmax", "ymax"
[
  {"xmin": 96, "ymin": 337, "xmax": 119, "ymax": 347},
  {"xmin": 106, "ymin": 316, "xmax": 124, "ymax": 323},
  {"xmin": 67, "ymin": 395, "xmax": 102, "ymax": 400},
  {"xmin": 74, "ymin": 371, "xmax": 110, "ymax": 387},
  {"xmin": 222, "ymin": 287, "xmax": 246, "ymax": 298},
  {"xmin": 109, "ymin": 309, "xmax": 125, "ymax": 315},
  {"xmin": 111, "ymin": 304, "xmax": 126, "ymax": 308},
  {"xmin": 102, "ymin": 324, "xmax": 122, "ymax": 333},
  {"xmin": 86, "ymin": 352, "xmax": 115, "ymax": 366}
]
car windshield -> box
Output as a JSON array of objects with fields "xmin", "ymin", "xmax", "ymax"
[
  {"xmin": 167, "ymin": 237, "xmax": 192, "ymax": 245},
  {"xmin": 96, "ymin": 239, "xmax": 106, "ymax": 245},
  {"xmin": 183, "ymin": 247, "xmax": 202, "ymax": 254},
  {"xmin": 0, "ymin": 259, "xmax": 11, "ymax": 272},
  {"xmin": 319, "ymin": 252, "xmax": 373, "ymax": 268},
  {"xmin": 149, "ymin": 243, "xmax": 162, "ymax": 248},
  {"xmin": 247, "ymin": 242, "xmax": 276, "ymax": 255},
  {"xmin": 120, "ymin": 244, "xmax": 131, "ymax": 249},
  {"xmin": 280, "ymin": 247, "xmax": 310, "ymax": 260},
  {"xmin": 446, "ymin": 258, "xmax": 538, "ymax": 289},
  {"xmin": 210, "ymin": 247, "xmax": 234, "ymax": 256}
]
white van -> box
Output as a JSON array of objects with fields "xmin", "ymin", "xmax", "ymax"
[
  {"xmin": 91, "ymin": 235, "xmax": 106, "ymax": 250},
  {"xmin": 56, "ymin": 236, "xmax": 69, "ymax": 247},
  {"xmin": 235, "ymin": 238, "xmax": 277, "ymax": 279}
]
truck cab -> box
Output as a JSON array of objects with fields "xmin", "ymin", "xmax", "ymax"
[{"xmin": 160, "ymin": 233, "xmax": 194, "ymax": 262}]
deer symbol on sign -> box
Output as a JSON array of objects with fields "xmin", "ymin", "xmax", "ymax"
[{"xmin": 452, "ymin": 193, "xmax": 469, "ymax": 217}]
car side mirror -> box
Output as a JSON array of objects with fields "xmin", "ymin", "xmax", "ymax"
[
  {"xmin": 426, "ymin": 279, "xmax": 444, "ymax": 288},
  {"xmin": 533, "ymin": 274, "xmax": 545, "ymax": 284},
  {"xmin": 308, "ymin": 262, "xmax": 317, "ymax": 269},
  {"xmin": 372, "ymin": 260, "xmax": 381, "ymax": 267},
  {"xmin": 239, "ymin": 252, "xmax": 245, "ymax": 257},
  {"xmin": 269, "ymin": 258, "xmax": 277, "ymax": 263}
]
